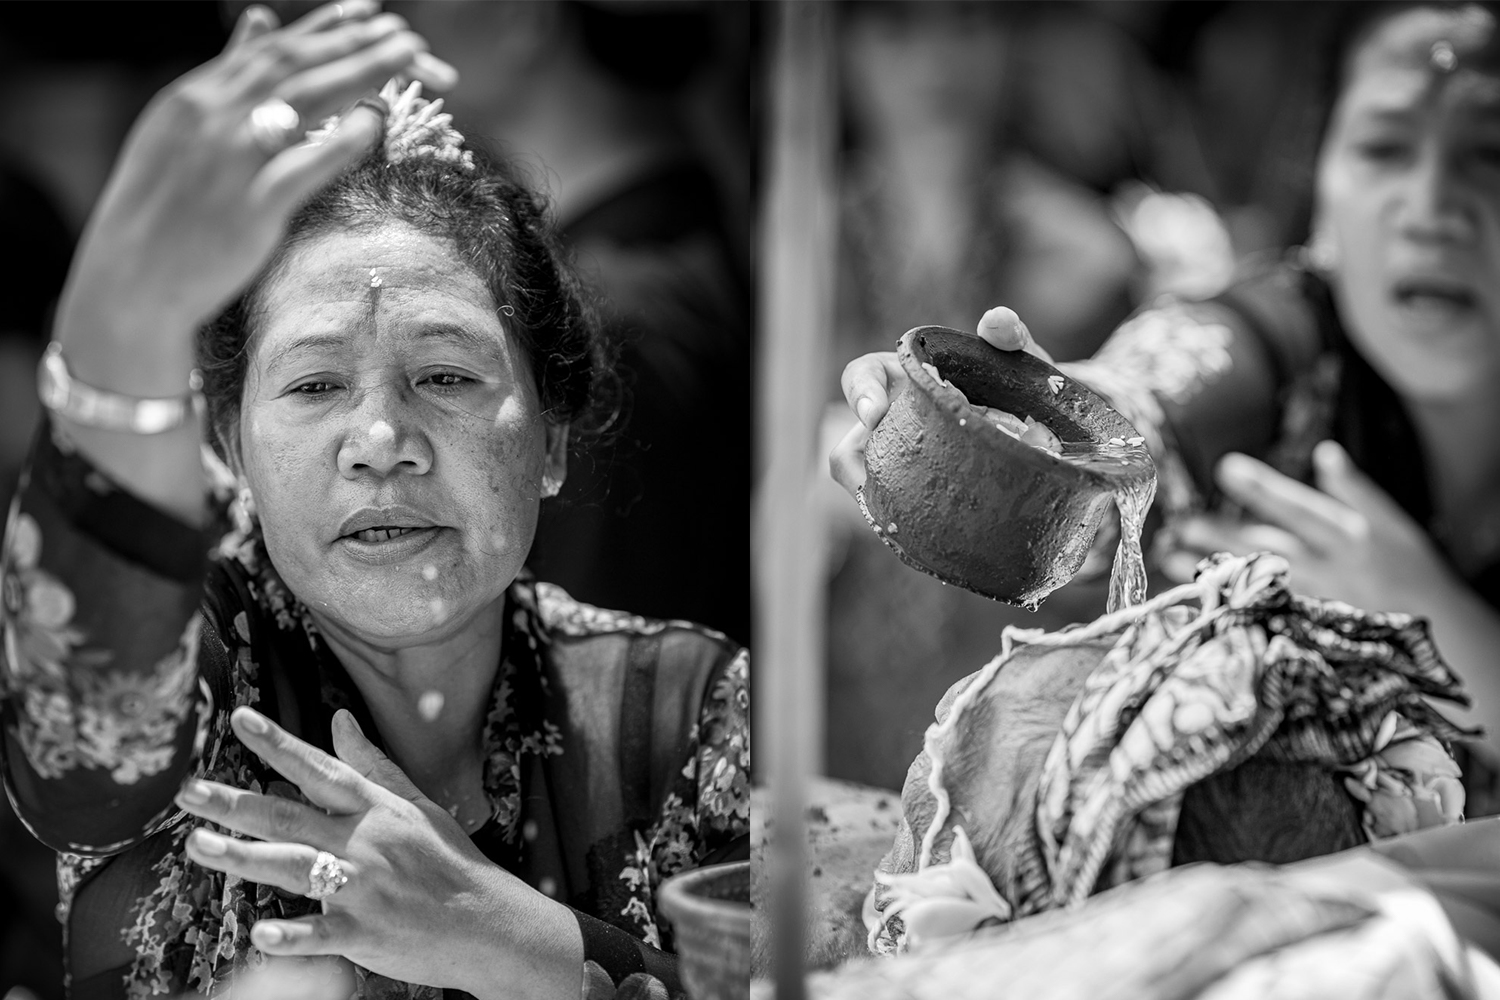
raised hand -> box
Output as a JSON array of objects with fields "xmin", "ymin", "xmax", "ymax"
[
  {"xmin": 1158, "ymin": 441, "xmax": 1455, "ymax": 611},
  {"xmin": 59, "ymin": 1, "xmax": 456, "ymax": 355},
  {"xmin": 174, "ymin": 707, "xmax": 581, "ymax": 1000}
]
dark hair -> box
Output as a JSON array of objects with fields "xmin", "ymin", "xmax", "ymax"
[
  {"xmin": 1313, "ymin": 1, "xmax": 1500, "ymax": 146},
  {"xmin": 196, "ymin": 144, "xmax": 617, "ymax": 464},
  {"xmin": 1268, "ymin": 1, "xmax": 1500, "ymax": 244},
  {"xmin": 1170, "ymin": 757, "xmax": 1366, "ymax": 867}
]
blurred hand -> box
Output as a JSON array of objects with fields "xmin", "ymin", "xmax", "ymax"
[
  {"xmin": 175, "ymin": 707, "xmax": 580, "ymax": 1000},
  {"xmin": 829, "ymin": 306, "xmax": 1055, "ymax": 496},
  {"xmin": 1159, "ymin": 440, "xmax": 1459, "ymax": 612},
  {"xmin": 57, "ymin": 1, "xmax": 457, "ymax": 349}
]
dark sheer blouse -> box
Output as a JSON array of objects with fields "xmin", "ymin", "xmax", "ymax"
[
  {"xmin": 0, "ymin": 420, "xmax": 750, "ymax": 1000},
  {"xmin": 1071, "ymin": 251, "xmax": 1500, "ymax": 610}
]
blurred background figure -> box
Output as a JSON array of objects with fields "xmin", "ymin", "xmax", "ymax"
[
  {"xmin": 816, "ymin": 1, "xmax": 1408, "ymax": 792},
  {"xmin": 397, "ymin": 0, "xmax": 754, "ymax": 646}
]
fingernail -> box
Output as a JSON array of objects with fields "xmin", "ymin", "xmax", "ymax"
[
  {"xmin": 1313, "ymin": 439, "xmax": 1344, "ymax": 468},
  {"xmin": 253, "ymin": 922, "xmax": 284, "ymax": 946},
  {"xmin": 178, "ymin": 780, "xmax": 210, "ymax": 806},
  {"xmin": 192, "ymin": 829, "xmax": 229, "ymax": 856},
  {"xmin": 855, "ymin": 396, "xmax": 875, "ymax": 428},
  {"xmin": 337, "ymin": 708, "xmax": 364, "ymax": 737},
  {"xmin": 1217, "ymin": 452, "xmax": 1252, "ymax": 481},
  {"xmin": 236, "ymin": 708, "xmax": 269, "ymax": 735}
]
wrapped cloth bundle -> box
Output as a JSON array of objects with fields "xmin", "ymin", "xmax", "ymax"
[{"xmin": 867, "ymin": 552, "xmax": 1472, "ymax": 956}]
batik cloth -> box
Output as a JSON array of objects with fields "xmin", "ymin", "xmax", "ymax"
[{"xmin": 868, "ymin": 552, "xmax": 1469, "ymax": 955}]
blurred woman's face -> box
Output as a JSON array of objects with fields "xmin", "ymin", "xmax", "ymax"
[
  {"xmin": 1317, "ymin": 7, "xmax": 1500, "ymax": 400},
  {"xmin": 238, "ymin": 222, "xmax": 565, "ymax": 646},
  {"xmin": 844, "ymin": 2, "xmax": 1011, "ymax": 137}
]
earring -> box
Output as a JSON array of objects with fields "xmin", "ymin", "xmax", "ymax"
[
  {"xmin": 1305, "ymin": 226, "xmax": 1339, "ymax": 273},
  {"xmin": 541, "ymin": 474, "xmax": 562, "ymax": 499},
  {"xmin": 230, "ymin": 483, "xmax": 258, "ymax": 534}
]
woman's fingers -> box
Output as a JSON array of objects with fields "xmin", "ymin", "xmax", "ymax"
[
  {"xmin": 274, "ymin": 32, "xmax": 441, "ymax": 121},
  {"xmin": 175, "ymin": 778, "xmax": 343, "ymax": 848},
  {"xmin": 840, "ymin": 351, "xmax": 906, "ymax": 430},
  {"xmin": 185, "ymin": 828, "xmax": 359, "ymax": 898},
  {"xmin": 330, "ymin": 709, "xmax": 425, "ymax": 803},
  {"xmin": 829, "ymin": 419, "xmax": 871, "ymax": 496},
  {"xmin": 1312, "ymin": 440, "xmax": 1413, "ymax": 529},
  {"xmin": 231, "ymin": 707, "xmax": 371, "ymax": 813},
  {"xmin": 226, "ymin": 5, "xmax": 280, "ymax": 52},
  {"xmin": 1174, "ymin": 515, "xmax": 1307, "ymax": 561},
  {"xmin": 282, "ymin": 0, "xmax": 383, "ymax": 36},
  {"xmin": 1160, "ymin": 514, "xmax": 1308, "ymax": 583},
  {"xmin": 1215, "ymin": 452, "xmax": 1367, "ymax": 555},
  {"xmin": 232, "ymin": 14, "xmax": 413, "ymax": 97},
  {"xmin": 251, "ymin": 99, "xmax": 384, "ymax": 216},
  {"xmin": 252, "ymin": 912, "xmax": 358, "ymax": 956}
]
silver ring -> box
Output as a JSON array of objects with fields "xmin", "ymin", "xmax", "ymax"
[
  {"xmin": 305, "ymin": 850, "xmax": 349, "ymax": 900},
  {"xmin": 248, "ymin": 97, "xmax": 302, "ymax": 156}
]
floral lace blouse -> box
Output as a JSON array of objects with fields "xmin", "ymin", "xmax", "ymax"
[{"xmin": 0, "ymin": 422, "xmax": 751, "ymax": 1000}]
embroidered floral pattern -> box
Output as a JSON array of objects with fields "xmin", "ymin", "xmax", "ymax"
[
  {"xmin": 1094, "ymin": 303, "xmax": 1235, "ymax": 406},
  {"xmin": 3, "ymin": 511, "xmax": 200, "ymax": 784},
  {"xmin": 617, "ymin": 646, "xmax": 751, "ymax": 946}
]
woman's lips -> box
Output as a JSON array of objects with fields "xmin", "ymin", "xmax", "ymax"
[
  {"xmin": 1391, "ymin": 277, "xmax": 1476, "ymax": 308},
  {"xmin": 336, "ymin": 525, "xmax": 446, "ymax": 564},
  {"xmin": 351, "ymin": 526, "xmax": 423, "ymax": 543}
]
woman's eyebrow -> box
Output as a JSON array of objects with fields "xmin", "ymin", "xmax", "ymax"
[
  {"xmin": 411, "ymin": 322, "xmax": 505, "ymax": 357},
  {"xmin": 264, "ymin": 332, "xmax": 350, "ymax": 375}
]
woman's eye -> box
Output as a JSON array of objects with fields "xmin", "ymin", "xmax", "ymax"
[
  {"xmin": 423, "ymin": 371, "xmax": 472, "ymax": 389},
  {"xmin": 1354, "ymin": 140, "xmax": 1412, "ymax": 164},
  {"xmin": 1469, "ymin": 144, "xmax": 1500, "ymax": 168},
  {"xmin": 293, "ymin": 380, "xmax": 338, "ymax": 396}
]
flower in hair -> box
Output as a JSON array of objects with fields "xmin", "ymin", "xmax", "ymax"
[{"xmin": 307, "ymin": 79, "xmax": 476, "ymax": 172}]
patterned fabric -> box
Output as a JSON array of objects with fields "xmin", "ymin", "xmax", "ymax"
[
  {"xmin": 0, "ymin": 421, "xmax": 750, "ymax": 999},
  {"xmin": 867, "ymin": 552, "xmax": 1470, "ymax": 955}
]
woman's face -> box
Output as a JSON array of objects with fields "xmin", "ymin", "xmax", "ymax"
[
  {"xmin": 844, "ymin": 2, "xmax": 1011, "ymax": 138},
  {"xmin": 1317, "ymin": 6, "xmax": 1500, "ymax": 400},
  {"xmin": 238, "ymin": 222, "xmax": 565, "ymax": 646}
]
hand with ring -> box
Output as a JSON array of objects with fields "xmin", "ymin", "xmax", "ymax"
[
  {"xmin": 175, "ymin": 707, "xmax": 583, "ymax": 1000},
  {"xmin": 55, "ymin": 1, "xmax": 459, "ymax": 355}
]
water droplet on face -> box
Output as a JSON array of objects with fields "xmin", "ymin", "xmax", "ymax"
[
  {"xmin": 368, "ymin": 421, "xmax": 395, "ymax": 443},
  {"xmin": 417, "ymin": 690, "xmax": 444, "ymax": 721},
  {"xmin": 539, "ymin": 876, "xmax": 557, "ymax": 897},
  {"xmin": 429, "ymin": 598, "xmax": 447, "ymax": 623},
  {"xmin": 522, "ymin": 819, "xmax": 539, "ymax": 842},
  {"xmin": 421, "ymin": 564, "xmax": 438, "ymax": 581}
]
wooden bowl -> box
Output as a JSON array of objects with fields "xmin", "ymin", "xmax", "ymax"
[
  {"xmin": 859, "ymin": 326, "xmax": 1154, "ymax": 608},
  {"xmin": 659, "ymin": 861, "xmax": 751, "ymax": 1000}
]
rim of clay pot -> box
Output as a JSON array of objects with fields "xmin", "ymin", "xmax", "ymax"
[
  {"xmin": 658, "ymin": 860, "xmax": 751, "ymax": 934},
  {"xmin": 897, "ymin": 326, "xmax": 1153, "ymax": 491}
]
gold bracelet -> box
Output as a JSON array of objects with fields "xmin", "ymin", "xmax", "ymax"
[{"xmin": 37, "ymin": 342, "xmax": 203, "ymax": 435}]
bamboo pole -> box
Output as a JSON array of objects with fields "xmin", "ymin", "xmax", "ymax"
[{"xmin": 755, "ymin": 3, "xmax": 837, "ymax": 999}]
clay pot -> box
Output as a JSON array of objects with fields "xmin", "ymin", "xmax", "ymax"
[
  {"xmin": 659, "ymin": 860, "xmax": 751, "ymax": 1000},
  {"xmin": 860, "ymin": 326, "xmax": 1154, "ymax": 607}
]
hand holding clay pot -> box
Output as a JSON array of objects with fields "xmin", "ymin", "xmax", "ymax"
[{"xmin": 831, "ymin": 307, "xmax": 1052, "ymax": 496}]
